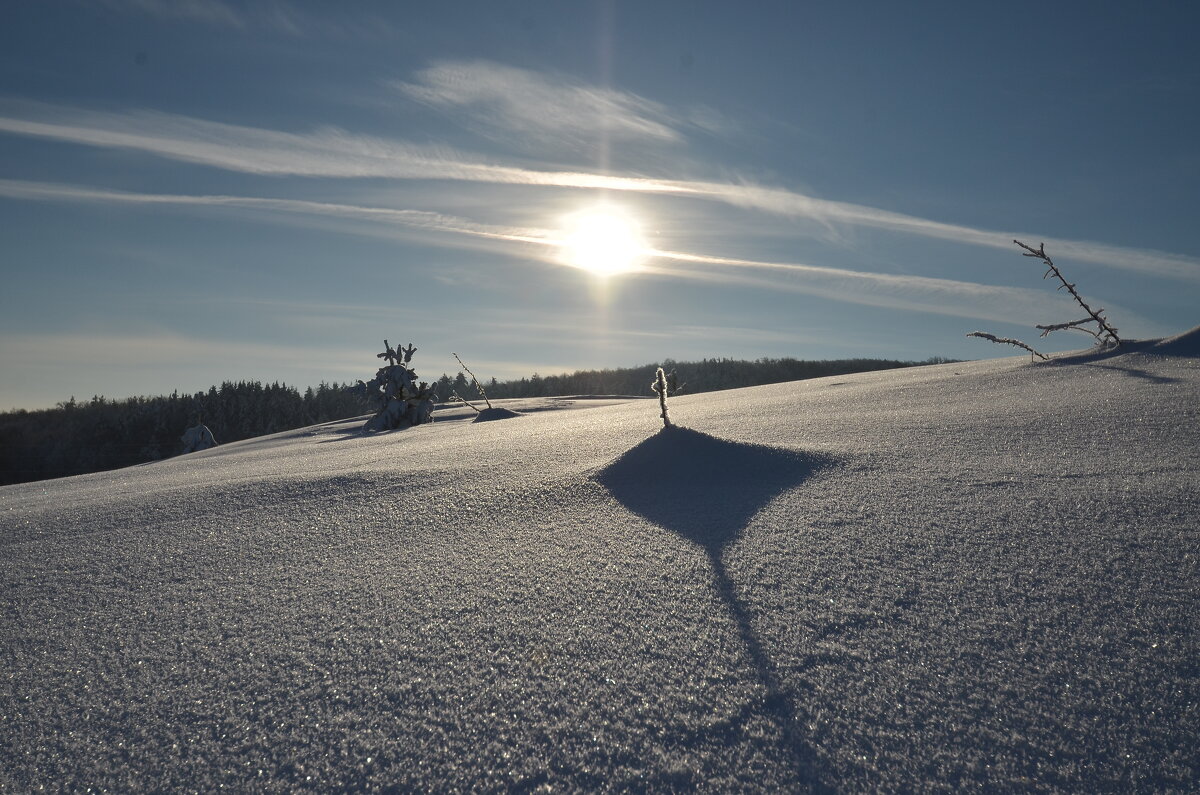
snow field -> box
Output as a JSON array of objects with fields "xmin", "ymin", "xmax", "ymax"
[{"xmin": 2, "ymin": 335, "xmax": 1198, "ymax": 791}]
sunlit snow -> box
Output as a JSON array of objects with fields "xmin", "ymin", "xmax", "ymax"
[{"xmin": 2, "ymin": 330, "xmax": 1197, "ymax": 791}]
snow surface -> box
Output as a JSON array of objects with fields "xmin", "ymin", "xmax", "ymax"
[{"xmin": 2, "ymin": 333, "xmax": 1198, "ymax": 792}]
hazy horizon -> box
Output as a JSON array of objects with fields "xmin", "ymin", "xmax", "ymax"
[{"xmin": 1, "ymin": 347, "xmax": 949, "ymax": 413}]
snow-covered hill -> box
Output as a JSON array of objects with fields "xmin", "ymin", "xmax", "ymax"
[{"xmin": 3, "ymin": 331, "xmax": 1198, "ymax": 792}]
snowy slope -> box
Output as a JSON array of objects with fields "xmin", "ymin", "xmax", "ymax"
[{"xmin": 3, "ymin": 332, "xmax": 1198, "ymax": 792}]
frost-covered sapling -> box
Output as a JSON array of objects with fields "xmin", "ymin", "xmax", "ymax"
[
  {"xmin": 453, "ymin": 352, "xmax": 522, "ymax": 423},
  {"xmin": 351, "ymin": 340, "xmax": 437, "ymax": 432},
  {"xmin": 450, "ymin": 390, "xmax": 482, "ymax": 414},
  {"xmin": 969, "ymin": 240, "xmax": 1121, "ymax": 360},
  {"xmin": 652, "ymin": 367, "xmax": 675, "ymax": 429},
  {"xmin": 452, "ymin": 353, "xmax": 493, "ymax": 410}
]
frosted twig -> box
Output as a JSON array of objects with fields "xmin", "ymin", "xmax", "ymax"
[
  {"xmin": 967, "ymin": 331, "xmax": 1048, "ymax": 362},
  {"xmin": 452, "ymin": 353, "xmax": 493, "ymax": 410},
  {"xmin": 1014, "ymin": 240, "xmax": 1120, "ymax": 346},
  {"xmin": 1035, "ymin": 318, "xmax": 1105, "ymax": 341},
  {"xmin": 652, "ymin": 367, "xmax": 674, "ymax": 429},
  {"xmin": 450, "ymin": 390, "xmax": 481, "ymax": 413}
]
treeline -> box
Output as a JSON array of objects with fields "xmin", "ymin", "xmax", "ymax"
[
  {"xmin": 1, "ymin": 355, "xmax": 949, "ymax": 486},
  {"xmin": 0, "ymin": 381, "xmax": 371, "ymax": 486},
  {"xmin": 449, "ymin": 356, "xmax": 945, "ymax": 401}
]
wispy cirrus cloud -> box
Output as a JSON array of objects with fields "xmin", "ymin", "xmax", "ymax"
[
  {"xmin": 643, "ymin": 248, "xmax": 1134, "ymax": 328},
  {"xmin": 0, "ymin": 102, "xmax": 688, "ymax": 192},
  {"xmin": 394, "ymin": 60, "xmax": 684, "ymax": 148},
  {"xmin": 2, "ymin": 177, "xmax": 1136, "ymax": 330},
  {"xmin": 0, "ymin": 178, "xmax": 550, "ymax": 245},
  {"xmin": 696, "ymin": 182, "xmax": 1200, "ymax": 283},
  {"xmin": 1, "ymin": 99, "xmax": 1197, "ymax": 282}
]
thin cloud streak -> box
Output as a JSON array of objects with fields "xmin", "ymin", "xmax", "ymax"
[
  {"xmin": 0, "ymin": 178, "xmax": 547, "ymax": 245},
  {"xmin": 688, "ymin": 182, "xmax": 1200, "ymax": 282},
  {"xmin": 0, "ymin": 106, "xmax": 688, "ymax": 193},
  {"xmin": 2, "ymin": 103, "xmax": 1197, "ymax": 281},
  {"xmin": 644, "ymin": 249, "xmax": 1092, "ymax": 326},
  {"xmin": 653, "ymin": 246, "xmax": 1028, "ymax": 299},
  {"xmin": 2, "ymin": 178, "xmax": 1113, "ymax": 328},
  {"xmin": 395, "ymin": 61, "xmax": 683, "ymax": 146}
]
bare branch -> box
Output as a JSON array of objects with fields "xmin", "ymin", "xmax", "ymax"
[
  {"xmin": 967, "ymin": 331, "xmax": 1048, "ymax": 361},
  {"xmin": 450, "ymin": 390, "xmax": 482, "ymax": 413},
  {"xmin": 1035, "ymin": 318, "xmax": 1104, "ymax": 341},
  {"xmin": 451, "ymin": 353, "xmax": 493, "ymax": 410},
  {"xmin": 1013, "ymin": 240, "xmax": 1120, "ymax": 346}
]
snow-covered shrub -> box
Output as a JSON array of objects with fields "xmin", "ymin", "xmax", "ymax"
[
  {"xmin": 969, "ymin": 240, "xmax": 1121, "ymax": 360},
  {"xmin": 180, "ymin": 423, "xmax": 217, "ymax": 453},
  {"xmin": 350, "ymin": 340, "xmax": 437, "ymax": 432}
]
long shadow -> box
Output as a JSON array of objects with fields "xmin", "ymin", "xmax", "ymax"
[
  {"xmin": 595, "ymin": 426, "xmax": 836, "ymax": 792},
  {"xmin": 1044, "ymin": 345, "xmax": 1180, "ymax": 384},
  {"xmin": 1048, "ymin": 328, "xmax": 1199, "ymax": 377},
  {"xmin": 1078, "ymin": 362, "xmax": 1178, "ymax": 384}
]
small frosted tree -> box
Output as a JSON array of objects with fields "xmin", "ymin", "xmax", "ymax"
[{"xmin": 351, "ymin": 340, "xmax": 437, "ymax": 432}]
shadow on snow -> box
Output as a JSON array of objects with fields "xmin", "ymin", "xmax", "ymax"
[
  {"xmin": 1047, "ymin": 324, "xmax": 1200, "ymax": 382},
  {"xmin": 595, "ymin": 426, "xmax": 837, "ymax": 793}
]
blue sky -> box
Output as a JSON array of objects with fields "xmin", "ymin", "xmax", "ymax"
[{"xmin": 1, "ymin": 0, "xmax": 1198, "ymax": 410}]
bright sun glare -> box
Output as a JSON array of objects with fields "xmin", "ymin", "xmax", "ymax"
[{"xmin": 559, "ymin": 207, "xmax": 647, "ymax": 277}]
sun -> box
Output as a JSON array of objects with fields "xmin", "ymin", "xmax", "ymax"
[{"xmin": 558, "ymin": 206, "xmax": 647, "ymax": 277}]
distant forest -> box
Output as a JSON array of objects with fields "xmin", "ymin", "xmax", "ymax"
[
  {"xmin": 0, "ymin": 356, "xmax": 949, "ymax": 486},
  {"xmin": 0, "ymin": 382, "xmax": 372, "ymax": 487}
]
